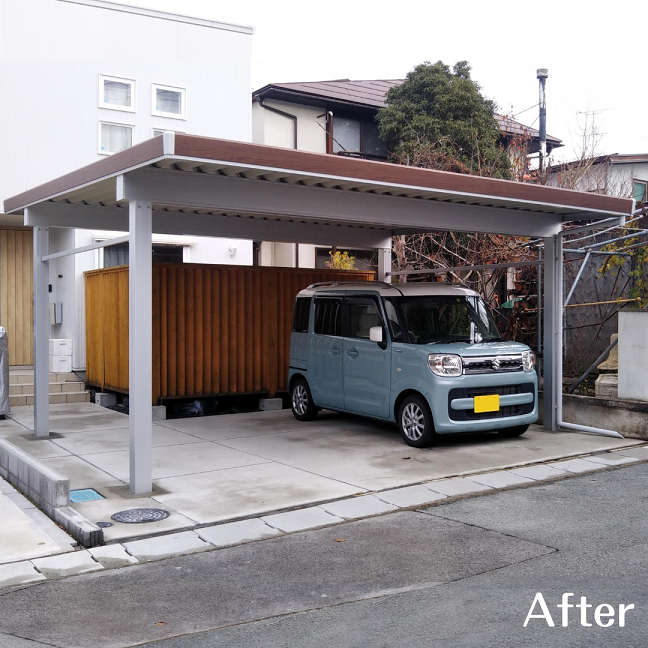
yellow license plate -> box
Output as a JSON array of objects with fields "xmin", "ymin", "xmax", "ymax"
[{"xmin": 474, "ymin": 394, "xmax": 500, "ymax": 413}]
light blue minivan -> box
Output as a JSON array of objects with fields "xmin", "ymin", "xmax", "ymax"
[{"xmin": 288, "ymin": 282, "xmax": 538, "ymax": 448}]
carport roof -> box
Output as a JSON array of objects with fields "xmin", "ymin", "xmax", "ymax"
[{"xmin": 4, "ymin": 134, "xmax": 633, "ymax": 239}]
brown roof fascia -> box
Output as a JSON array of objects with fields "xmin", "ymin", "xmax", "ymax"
[
  {"xmin": 4, "ymin": 136, "xmax": 165, "ymax": 214},
  {"xmin": 175, "ymin": 135, "xmax": 632, "ymax": 215}
]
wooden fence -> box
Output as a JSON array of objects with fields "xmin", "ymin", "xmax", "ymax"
[{"xmin": 85, "ymin": 263, "xmax": 373, "ymax": 403}]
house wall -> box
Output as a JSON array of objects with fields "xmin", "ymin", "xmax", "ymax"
[
  {"xmin": 252, "ymin": 98, "xmax": 375, "ymax": 269},
  {"xmin": 0, "ymin": 0, "xmax": 254, "ymax": 368}
]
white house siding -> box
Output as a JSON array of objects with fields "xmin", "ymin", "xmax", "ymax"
[
  {"xmin": 0, "ymin": 0, "xmax": 254, "ymax": 368},
  {"xmin": 253, "ymin": 99, "xmax": 351, "ymax": 269}
]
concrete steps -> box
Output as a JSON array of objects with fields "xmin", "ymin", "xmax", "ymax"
[{"xmin": 8, "ymin": 371, "xmax": 90, "ymax": 407}]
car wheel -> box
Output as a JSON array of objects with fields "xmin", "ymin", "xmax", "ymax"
[
  {"xmin": 497, "ymin": 425, "xmax": 529, "ymax": 438},
  {"xmin": 290, "ymin": 378, "xmax": 318, "ymax": 421},
  {"xmin": 398, "ymin": 395, "xmax": 436, "ymax": 448}
]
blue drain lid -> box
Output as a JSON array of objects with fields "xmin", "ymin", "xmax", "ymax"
[{"xmin": 70, "ymin": 488, "xmax": 105, "ymax": 503}]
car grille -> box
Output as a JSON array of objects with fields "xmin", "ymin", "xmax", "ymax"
[
  {"xmin": 448, "ymin": 383, "xmax": 535, "ymax": 422},
  {"xmin": 462, "ymin": 354, "xmax": 524, "ymax": 375}
]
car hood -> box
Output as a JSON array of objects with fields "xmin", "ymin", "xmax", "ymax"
[{"xmin": 424, "ymin": 341, "xmax": 531, "ymax": 357}]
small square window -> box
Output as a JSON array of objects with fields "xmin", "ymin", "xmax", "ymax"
[
  {"xmin": 99, "ymin": 75, "xmax": 135, "ymax": 112},
  {"xmin": 99, "ymin": 122, "xmax": 133, "ymax": 155},
  {"xmin": 152, "ymin": 84, "xmax": 185, "ymax": 119}
]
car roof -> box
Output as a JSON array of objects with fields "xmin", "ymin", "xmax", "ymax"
[{"xmin": 297, "ymin": 281, "xmax": 480, "ymax": 298}]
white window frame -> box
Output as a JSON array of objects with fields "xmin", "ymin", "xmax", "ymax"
[
  {"xmin": 98, "ymin": 121, "xmax": 134, "ymax": 156},
  {"xmin": 98, "ymin": 75, "xmax": 135, "ymax": 112},
  {"xmin": 151, "ymin": 127, "xmax": 186, "ymax": 139},
  {"xmin": 151, "ymin": 83, "xmax": 186, "ymax": 120}
]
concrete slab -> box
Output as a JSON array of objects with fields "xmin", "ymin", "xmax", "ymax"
[
  {"xmin": 547, "ymin": 458, "xmax": 604, "ymax": 473},
  {"xmin": 80, "ymin": 442, "xmax": 269, "ymax": 482},
  {"xmin": 9, "ymin": 403, "xmax": 130, "ymax": 434},
  {"xmin": 217, "ymin": 417, "xmax": 640, "ymax": 491},
  {"xmin": 318, "ymin": 495, "xmax": 399, "ymax": 519},
  {"xmin": 156, "ymin": 408, "xmax": 336, "ymax": 441},
  {"xmin": 22, "ymin": 508, "xmax": 76, "ymax": 549},
  {"xmin": 4, "ymin": 491, "xmax": 35, "ymax": 510},
  {"xmin": 88, "ymin": 544, "xmax": 140, "ymax": 569},
  {"xmin": 469, "ymin": 471, "xmax": 536, "ymax": 488},
  {"xmin": 1, "ymin": 434, "xmax": 72, "ymax": 460},
  {"xmin": 123, "ymin": 531, "xmax": 210, "ymax": 562},
  {"xmin": 376, "ymin": 485, "xmax": 447, "ymax": 508},
  {"xmin": 40, "ymin": 455, "xmax": 124, "ymax": 491},
  {"xmin": 509, "ymin": 464, "xmax": 567, "ymax": 480},
  {"xmin": 153, "ymin": 462, "xmax": 363, "ymax": 525},
  {"xmin": 426, "ymin": 477, "xmax": 493, "ymax": 497},
  {"xmin": 0, "ymin": 478, "xmax": 17, "ymax": 494},
  {"xmin": 31, "ymin": 551, "xmax": 103, "ymax": 579},
  {"xmin": 262, "ymin": 507, "xmax": 343, "ymax": 532},
  {"xmin": 0, "ymin": 562, "xmax": 46, "ymax": 588},
  {"xmin": 584, "ymin": 454, "xmax": 639, "ymax": 466},
  {"xmin": 0, "ymin": 492, "xmax": 66, "ymax": 564},
  {"xmin": 196, "ymin": 519, "xmax": 282, "ymax": 547},
  {"xmin": 71, "ymin": 497, "xmax": 197, "ymax": 542},
  {"xmin": 51, "ymin": 425, "xmax": 201, "ymax": 456}
]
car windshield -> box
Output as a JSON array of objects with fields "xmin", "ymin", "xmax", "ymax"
[{"xmin": 391, "ymin": 295, "xmax": 501, "ymax": 345}]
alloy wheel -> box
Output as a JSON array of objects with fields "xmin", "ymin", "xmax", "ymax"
[{"xmin": 402, "ymin": 402, "xmax": 425, "ymax": 441}]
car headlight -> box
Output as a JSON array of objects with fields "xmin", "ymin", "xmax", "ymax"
[
  {"xmin": 428, "ymin": 354, "xmax": 463, "ymax": 377},
  {"xmin": 522, "ymin": 350, "xmax": 536, "ymax": 372}
]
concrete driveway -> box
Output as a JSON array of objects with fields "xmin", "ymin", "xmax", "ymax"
[{"xmin": 2, "ymin": 403, "xmax": 640, "ymax": 542}]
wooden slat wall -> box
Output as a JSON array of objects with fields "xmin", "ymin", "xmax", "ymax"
[
  {"xmin": 0, "ymin": 228, "xmax": 33, "ymax": 366},
  {"xmin": 85, "ymin": 263, "xmax": 374, "ymax": 403}
]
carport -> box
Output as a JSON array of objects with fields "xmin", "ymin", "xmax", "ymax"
[{"xmin": 4, "ymin": 133, "xmax": 634, "ymax": 494}]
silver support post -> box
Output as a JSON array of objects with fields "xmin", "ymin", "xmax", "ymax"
[
  {"xmin": 542, "ymin": 235, "xmax": 561, "ymax": 431},
  {"xmin": 564, "ymin": 250, "xmax": 590, "ymax": 307},
  {"xmin": 32, "ymin": 223, "xmax": 50, "ymax": 438},
  {"xmin": 377, "ymin": 245, "xmax": 392, "ymax": 283},
  {"xmin": 129, "ymin": 200, "xmax": 153, "ymax": 494}
]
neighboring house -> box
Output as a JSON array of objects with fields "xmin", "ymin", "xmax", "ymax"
[
  {"xmin": 251, "ymin": 79, "xmax": 563, "ymax": 269},
  {"xmin": 547, "ymin": 154, "xmax": 648, "ymax": 202},
  {"xmin": 0, "ymin": 0, "xmax": 254, "ymax": 369}
]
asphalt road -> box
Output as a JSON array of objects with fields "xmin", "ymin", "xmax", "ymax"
[{"xmin": 1, "ymin": 464, "xmax": 647, "ymax": 648}]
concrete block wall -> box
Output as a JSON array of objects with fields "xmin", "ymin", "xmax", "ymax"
[
  {"xmin": 0, "ymin": 439, "xmax": 69, "ymax": 516},
  {"xmin": 0, "ymin": 438, "xmax": 103, "ymax": 546}
]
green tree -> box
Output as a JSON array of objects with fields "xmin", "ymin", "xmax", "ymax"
[{"xmin": 377, "ymin": 60, "xmax": 511, "ymax": 179}]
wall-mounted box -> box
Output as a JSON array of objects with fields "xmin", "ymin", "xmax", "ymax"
[
  {"xmin": 49, "ymin": 339, "xmax": 73, "ymax": 356},
  {"xmin": 49, "ymin": 356, "xmax": 72, "ymax": 373}
]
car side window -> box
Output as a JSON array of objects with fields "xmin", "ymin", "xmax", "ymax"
[
  {"xmin": 383, "ymin": 299, "xmax": 404, "ymax": 342},
  {"xmin": 313, "ymin": 297, "xmax": 342, "ymax": 336},
  {"xmin": 346, "ymin": 298, "xmax": 383, "ymax": 339},
  {"xmin": 292, "ymin": 297, "xmax": 311, "ymax": 333}
]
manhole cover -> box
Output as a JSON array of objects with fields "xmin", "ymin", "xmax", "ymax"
[
  {"xmin": 96, "ymin": 521, "xmax": 113, "ymax": 528},
  {"xmin": 111, "ymin": 508, "xmax": 170, "ymax": 524}
]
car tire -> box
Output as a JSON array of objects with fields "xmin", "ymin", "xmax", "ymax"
[
  {"xmin": 398, "ymin": 394, "xmax": 437, "ymax": 448},
  {"xmin": 290, "ymin": 378, "xmax": 318, "ymax": 421},
  {"xmin": 497, "ymin": 425, "xmax": 529, "ymax": 438}
]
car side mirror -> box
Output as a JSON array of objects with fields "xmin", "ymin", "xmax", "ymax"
[{"xmin": 369, "ymin": 326, "xmax": 383, "ymax": 343}]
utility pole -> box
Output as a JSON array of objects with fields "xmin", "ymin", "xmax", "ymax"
[{"xmin": 537, "ymin": 68, "xmax": 548, "ymax": 175}]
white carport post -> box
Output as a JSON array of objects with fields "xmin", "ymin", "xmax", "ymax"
[
  {"xmin": 377, "ymin": 242, "xmax": 392, "ymax": 282},
  {"xmin": 32, "ymin": 222, "xmax": 50, "ymax": 438},
  {"xmin": 542, "ymin": 234, "xmax": 562, "ymax": 431},
  {"xmin": 129, "ymin": 200, "xmax": 153, "ymax": 494}
]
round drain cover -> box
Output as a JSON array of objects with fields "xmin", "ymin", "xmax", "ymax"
[
  {"xmin": 96, "ymin": 521, "xmax": 113, "ymax": 528},
  {"xmin": 111, "ymin": 508, "xmax": 170, "ymax": 524}
]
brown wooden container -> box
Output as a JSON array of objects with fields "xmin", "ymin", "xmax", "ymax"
[{"xmin": 85, "ymin": 263, "xmax": 373, "ymax": 403}]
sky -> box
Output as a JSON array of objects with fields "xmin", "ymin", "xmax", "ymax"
[{"xmin": 134, "ymin": 0, "xmax": 647, "ymax": 162}]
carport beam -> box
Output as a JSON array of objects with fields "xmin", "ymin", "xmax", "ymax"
[
  {"xmin": 129, "ymin": 200, "xmax": 153, "ymax": 494},
  {"xmin": 32, "ymin": 224, "xmax": 50, "ymax": 437}
]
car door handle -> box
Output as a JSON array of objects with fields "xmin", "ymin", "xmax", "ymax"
[
  {"xmin": 329, "ymin": 347, "xmax": 341, "ymax": 356},
  {"xmin": 394, "ymin": 349, "xmax": 402, "ymax": 353},
  {"xmin": 346, "ymin": 348, "xmax": 359, "ymax": 358}
]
